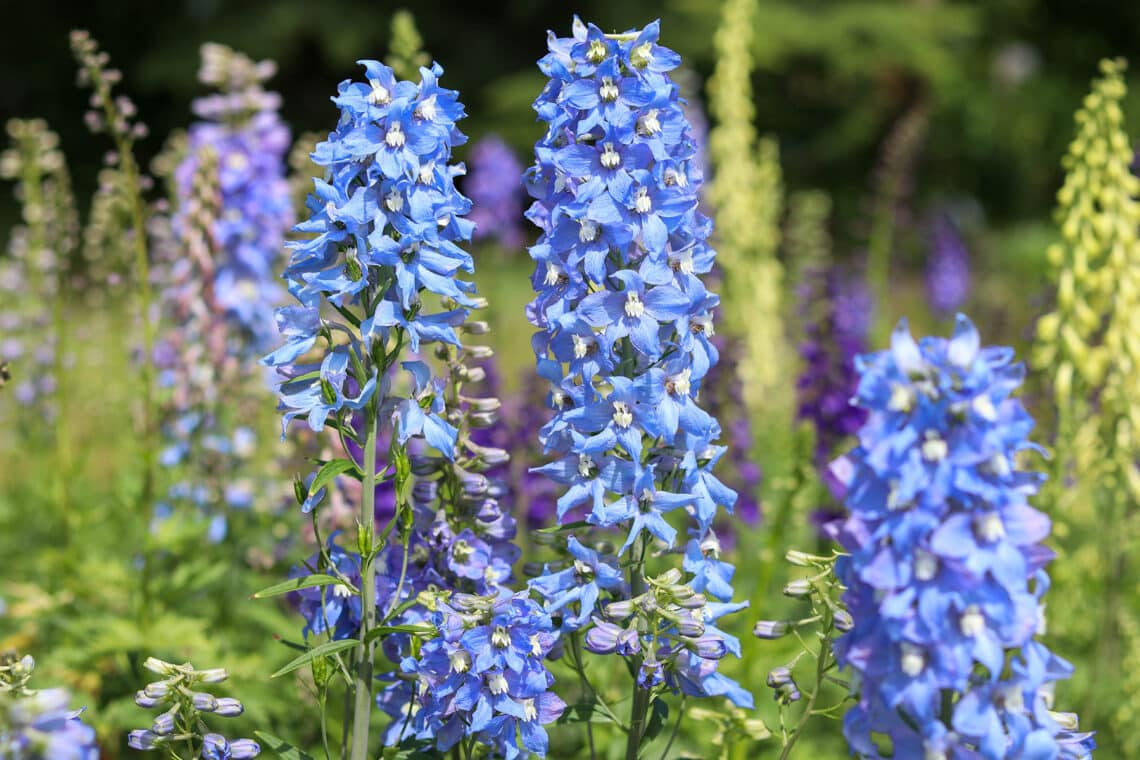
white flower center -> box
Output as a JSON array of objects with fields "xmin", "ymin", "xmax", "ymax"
[
  {"xmin": 634, "ymin": 187, "xmax": 652, "ymax": 214},
  {"xmin": 599, "ymin": 77, "xmax": 619, "ymax": 102},
  {"xmin": 888, "ymin": 383, "xmax": 914, "ymax": 412},
  {"xmin": 921, "ymin": 432, "xmax": 947, "ymax": 462},
  {"xmin": 914, "ymin": 549, "xmax": 938, "ymax": 581},
  {"xmin": 418, "ymin": 162, "xmax": 434, "ymax": 184},
  {"xmin": 552, "ymin": 390, "xmax": 570, "ymax": 409},
  {"xmin": 973, "ymin": 393, "xmax": 997, "ymax": 421},
  {"xmin": 900, "ymin": 642, "xmax": 925, "ymax": 677},
  {"xmin": 487, "ymin": 672, "xmax": 508, "ymax": 695},
  {"xmin": 612, "ymin": 401, "xmax": 633, "ymax": 428},
  {"xmin": 669, "ymin": 369, "xmax": 691, "ymax": 396},
  {"xmin": 671, "ymin": 251, "xmax": 694, "ymax": 274},
  {"xmin": 579, "ymin": 219, "xmax": 599, "ymax": 242},
  {"xmin": 960, "ymin": 605, "xmax": 985, "ymax": 637},
  {"xmin": 449, "ymin": 650, "xmax": 471, "ymax": 673},
  {"xmin": 599, "ymin": 143, "xmax": 620, "ymax": 170},
  {"xmin": 367, "ymin": 80, "xmax": 390, "ymax": 105},
  {"xmin": 385, "ymin": 189, "xmax": 403, "ymax": 212},
  {"xmin": 637, "ymin": 110, "xmax": 661, "ymax": 136},
  {"xmin": 974, "ymin": 512, "xmax": 1005, "ymax": 543},
  {"xmin": 587, "ymin": 39, "xmax": 608, "ymax": 63},
  {"xmin": 529, "ymin": 634, "xmax": 543, "ymax": 658},
  {"xmin": 577, "ymin": 454, "xmax": 593, "ymax": 478},
  {"xmin": 333, "ymin": 584, "xmax": 353, "ymax": 598},
  {"xmin": 624, "ymin": 291, "xmax": 645, "ymax": 318},
  {"xmin": 416, "ymin": 95, "xmax": 437, "ymax": 122},
  {"xmin": 385, "ymin": 124, "xmax": 405, "ymax": 148},
  {"xmin": 491, "ymin": 625, "xmax": 511, "ymax": 648},
  {"xmin": 545, "ymin": 262, "xmax": 565, "ymax": 286},
  {"xmin": 924, "ymin": 746, "xmax": 948, "ymax": 760},
  {"xmin": 691, "ymin": 315, "xmax": 714, "ymax": 336},
  {"xmin": 521, "ymin": 698, "xmax": 538, "ymax": 721},
  {"xmin": 989, "ymin": 453, "xmax": 1011, "ymax": 477},
  {"xmin": 572, "ymin": 334, "xmax": 592, "ymax": 359}
]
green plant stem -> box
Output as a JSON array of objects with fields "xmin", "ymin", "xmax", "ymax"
[
  {"xmin": 777, "ymin": 642, "xmax": 830, "ymax": 760},
  {"xmin": 625, "ymin": 535, "xmax": 650, "ymax": 760},
  {"xmin": 659, "ymin": 696, "xmax": 685, "ymax": 760},
  {"xmin": 570, "ymin": 632, "xmax": 597, "ymax": 760},
  {"xmin": 349, "ymin": 409, "xmax": 378, "ymax": 760}
]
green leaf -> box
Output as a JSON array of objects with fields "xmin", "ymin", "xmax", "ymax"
[
  {"xmin": 309, "ymin": 457, "xmax": 362, "ymax": 494},
  {"xmin": 254, "ymin": 731, "xmax": 317, "ymax": 760},
  {"xmin": 271, "ymin": 639, "xmax": 359, "ymax": 678},
  {"xmin": 537, "ymin": 520, "xmax": 590, "ymax": 534},
  {"xmin": 251, "ymin": 574, "xmax": 343, "ymax": 599},
  {"xmin": 642, "ymin": 697, "xmax": 670, "ymax": 743},
  {"xmin": 362, "ymin": 623, "xmax": 435, "ymax": 645},
  {"xmin": 557, "ymin": 701, "xmax": 618, "ymax": 725},
  {"xmin": 393, "ymin": 445, "xmax": 412, "ymax": 506}
]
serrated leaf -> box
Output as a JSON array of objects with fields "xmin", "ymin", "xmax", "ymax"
[
  {"xmin": 271, "ymin": 638, "xmax": 359, "ymax": 678},
  {"xmin": 254, "ymin": 731, "xmax": 317, "ymax": 760},
  {"xmin": 252, "ymin": 574, "xmax": 343, "ymax": 599}
]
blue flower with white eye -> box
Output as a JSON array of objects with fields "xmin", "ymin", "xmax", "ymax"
[
  {"xmin": 529, "ymin": 536, "xmax": 624, "ymax": 630},
  {"xmin": 2, "ymin": 688, "xmax": 99, "ymax": 760},
  {"xmin": 832, "ymin": 314, "xmax": 1094, "ymax": 759},
  {"xmin": 524, "ymin": 15, "xmax": 749, "ymax": 709}
]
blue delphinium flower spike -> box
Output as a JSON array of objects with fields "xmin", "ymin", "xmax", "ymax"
[
  {"xmin": 832, "ymin": 315, "xmax": 1094, "ymax": 759},
  {"xmin": 525, "ymin": 16, "xmax": 751, "ymax": 709}
]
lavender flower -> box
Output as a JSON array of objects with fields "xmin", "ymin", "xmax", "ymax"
[
  {"xmin": 832, "ymin": 315, "xmax": 1094, "ymax": 758},
  {"xmin": 465, "ymin": 135, "xmax": 526, "ymax": 248},
  {"xmin": 925, "ymin": 213, "xmax": 971, "ymax": 315},
  {"xmin": 524, "ymin": 16, "xmax": 751, "ymax": 710}
]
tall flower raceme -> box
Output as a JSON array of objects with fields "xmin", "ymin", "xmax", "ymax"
[
  {"xmin": 831, "ymin": 315, "xmax": 1094, "ymax": 759},
  {"xmin": 174, "ymin": 43, "xmax": 294, "ymax": 354},
  {"xmin": 0, "ymin": 653, "xmax": 98, "ymax": 760},
  {"xmin": 1032, "ymin": 58, "xmax": 1140, "ymax": 751},
  {"xmin": 925, "ymin": 213, "xmax": 971, "ymax": 316},
  {"xmin": 523, "ymin": 18, "xmax": 753, "ymax": 752},
  {"xmin": 465, "ymin": 135, "xmax": 527, "ymax": 249},
  {"xmin": 0, "ymin": 119, "xmax": 78, "ymax": 418},
  {"xmin": 263, "ymin": 59, "xmax": 556, "ymax": 759},
  {"xmin": 129, "ymin": 657, "xmax": 259, "ymax": 759}
]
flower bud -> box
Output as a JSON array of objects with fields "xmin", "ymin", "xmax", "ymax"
[
  {"xmin": 152, "ymin": 708, "xmax": 178, "ymax": 735},
  {"xmin": 214, "ymin": 697, "xmax": 244, "ymax": 717},
  {"xmin": 834, "ymin": 609, "xmax": 854, "ymax": 632},
  {"xmin": 585, "ymin": 619, "xmax": 622, "ymax": 654},
  {"xmin": 143, "ymin": 657, "xmax": 177, "ymax": 675},
  {"xmin": 753, "ymin": 620, "xmax": 789, "ymax": 639},
  {"xmin": 128, "ymin": 729, "xmax": 163, "ymax": 750},
  {"xmin": 192, "ymin": 692, "xmax": 219, "ymax": 712},
  {"xmin": 604, "ymin": 600, "xmax": 635, "ymax": 619},
  {"xmin": 783, "ymin": 578, "xmax": 812, "ymax": 598},
  {"xmin": 230, "ymin": 739, "xmax": 261, "ymax": 759},
  {"xmin": 195, "ymin": 668, "xmax": 228, "ymax": 683},
  {"xmin": 135, "ymin": 690, "xmax": 162, "ymax": 709}
]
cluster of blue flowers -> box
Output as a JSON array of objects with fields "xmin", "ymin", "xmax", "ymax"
[
  {"xmin": 832, "ymin": 315, "xmax": 1094, "ymax": 758},
  {"xmin": 523, "ymin": 17, "xmax": 750, "ymax": 707},
  {"xmin": 465, "ymin": 135, "xmax": 527, "ymax": 249},
  {"xmin": 387, "ymin": 593, "xmax": 564, "ymax": 758},
  {"xmin": 0, "ymin": 655, "xmax": 97, "ymax": 760},
  {"xmin": 129, "ymin": 657, "xmax": 258, "ymax": 759},
  {"xmin": 173, "ymin": 43, "xmax": 293, "ymax": 353},
  {"xmin": 925, "ymin": 213, "xmax": 971, "ymax": 316}
]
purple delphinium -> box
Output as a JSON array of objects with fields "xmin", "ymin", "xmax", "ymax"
[
  {"xmin": 465, "ymin": 135, "xmax": 527, "ymax": 249},
  {"xmin": 831, "ymin": 315, "xmax": 1094, "ymax": 759},
  {"xmin": 173, "ymin": 43, "xmax": 293, "ymax": 353},
  {"xmin": 523, "ymin": 17, "xmax": 751, "ymax": 709},
  {"xmin": 925, "ymin": 213, "xmax": 971, "ymax": 316},
  {"xmin": 797, "ymin": 264, "xmax": 870, "ymax": 467}
]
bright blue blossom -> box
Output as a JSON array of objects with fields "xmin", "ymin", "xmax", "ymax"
[
  {"xmin": 524, "ymin": 16, "xmax": 750, "ymax": 709},
  {"xmin": 391, "ymin": 594, "xmax": 565, "ymax": 759},
  {"xmin": 832, "ymin": 315, "xmax": 1094, "ymax": 759},
  {"xmin": 0, "ymin": 688, "xmax": 98, "ymax": 760}
]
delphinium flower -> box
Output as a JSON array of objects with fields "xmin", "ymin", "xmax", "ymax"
[
  {"xmin": 925, "ymin": 213, "xmax": 971, "ymax": 316},
  {"xmin": 465, "ymin": 135, "xmax": 527, "ymax": 249},
  {"xmin": 795, "ymin": 265, "xmax": 870, "ymax": 469},
  {"xmin": 524, "ymin": 18, "xmax": 753, "ymax": 748},
  {"xmin": 129, "ymin": 657, "xmax": 259, "ymax": 759},
  {"xmin": 0, "ymin": 118, "xmax": 78, "ymax": 419},
  {"xmin": 831, "ymin": 315, "xmax": 1094, "ymax": 759},
  {"xmin": 174, "ymin": 43, "xmax": 294, "ymax": 353},
  {"xmin": 0, "ymin": 653, "xmax": 98, "ymax": 760},
  {"xmin": 390, "ymin": 592, "xmax": 565, "ymax": 758},
  {"xmin": 263, "ymin": 57, "xmax": 514, "ymax": 758}
]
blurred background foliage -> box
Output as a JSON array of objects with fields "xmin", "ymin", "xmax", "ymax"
[{"xmin": 2, "ymin": 1, "xmax": 1140, "ymax": 757}]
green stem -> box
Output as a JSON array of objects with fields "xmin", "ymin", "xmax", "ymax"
[
  {"xmin": 570, "ymin": 633, "xmax": 597, "ymax": 760},
  {"xmin": 777, "ymin": 641, "xmax": 830, "ymax": 760},
  {"xmin": 625, "ymin": 535, "xmax": 650, "ymax": 760},
  {"xmin": 349, "ymin": 408, "xmax": 378, "ymax": 760}
]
